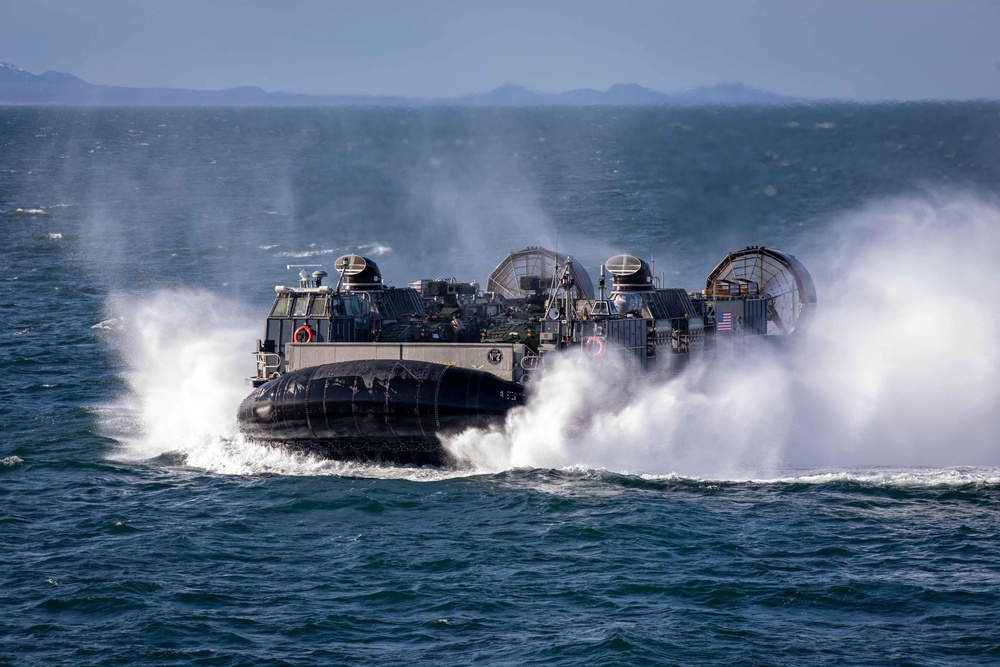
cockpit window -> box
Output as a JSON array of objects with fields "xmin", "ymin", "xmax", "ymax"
[
  {"xmin": 308, "ymin": 296, "xmax": 328, "ymax": 317},
  {"xmin": 292, "ymin": 297, "xmax": 310, "ymax": 317},
  {"xmin": 271, "ymin": 297, "xmax": 292, "ymax": 317}
]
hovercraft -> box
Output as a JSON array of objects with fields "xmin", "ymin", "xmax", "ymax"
[{"xmin": 237, "ymin": 247, "xmax": 815, "ymax": 465}]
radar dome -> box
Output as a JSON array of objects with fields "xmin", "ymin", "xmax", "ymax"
[
  {"xmin": 334, "ymin": 254, "xmax": 384, "ymax": 291},
  {"xmin": 606, "ymin": 254, "xmax": 653, "ymax": 292}
]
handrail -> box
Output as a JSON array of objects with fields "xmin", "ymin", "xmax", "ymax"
[{"xmin": 254, "ymin": 352, "xmax": 282, "ymax": 378}]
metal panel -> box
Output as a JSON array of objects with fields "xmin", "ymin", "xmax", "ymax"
[
  {"xmin": 401, "ymin": 343, "xmax": 522, "ymax": 381},
  {"xmin": 638, "ymin": 288, "xmax": 698, "ymax": 320},
  {"xmin": 744, "ymin": 297, "xmax": 768, "ymax": 335},
  {"xmin": 369, "ymin": 288, "xmax": 424, "ymax": 320},
  {"xmin": 328, "ymin": 318, "xmax": 356, "ymax": 342},
  {"xmin": 605, "ymin": 318, "xmax": 648, "ymax": 367},
  {"xmin": 716, "ymin": 301, "xmax": 744, "ymax": 334},
  {"xmin": 287, "ymin": 343, "xmax": 402, "ymax": 372},
  {"xmin": 287, "ymin": 342, "xmax": 524, "ymax": 381}
]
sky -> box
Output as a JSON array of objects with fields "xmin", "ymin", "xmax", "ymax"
[{"xmin": 2, "ymin": 0, "xmax": 999, "ymax": 101}]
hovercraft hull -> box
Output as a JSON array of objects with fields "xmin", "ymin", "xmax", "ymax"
[{"xmin": 237, "ymin": 359, "xmax": 524, "ymax": 466}]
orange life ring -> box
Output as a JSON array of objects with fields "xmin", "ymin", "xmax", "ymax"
[
  {"xmin": 584, "ymin": 336, "xmax": 605, "ymax": 355},
  {"xmin": 293, "ymin": 325, "xmax": 315, "ymax": 343}
]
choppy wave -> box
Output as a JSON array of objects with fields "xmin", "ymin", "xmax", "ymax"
[
  {"xmin": 183, "ymin": 435, "xmax": 482, "ymax": 481},
  {"xmin": 357, "ymin": 242, "xmax": 393, "ymax": 256},
  {"xmin": 492, "ymin": 465, "xmax": 1000, "ymax": 495},
  {"xmin": 282, "ymin": 243, "xmax": 338, "ymax": 257},
  {"xmin": 91, "ymin": 317, "xmax": 126, "ymax": 331},
  {"xmin": 276, "ymin": 248, "xmax": 338, "ymax": 258}
]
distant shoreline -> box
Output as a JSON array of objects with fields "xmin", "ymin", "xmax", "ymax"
[
  {"xmin": 0, "ymin": 61, "xmax": 801, "ymax": 107},
  {"xmin": 3, "ymin": 63, "xmax": 997, "ymax": 107}
]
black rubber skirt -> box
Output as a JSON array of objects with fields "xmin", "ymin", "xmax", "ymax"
[{"xmin": 237, "ymin": 359, "xmax": 524, "ymax": 466}]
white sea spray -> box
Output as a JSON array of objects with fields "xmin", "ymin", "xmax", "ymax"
[{"xmin": 447, "ymin": 192, "xmax": 1000, "ymax": 478}]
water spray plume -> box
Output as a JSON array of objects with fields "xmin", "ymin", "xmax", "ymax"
[
  {"xmin": 108, "ymin": 289, "xmax": 257, "ymax": 460},
  {"xmin": 796, "ymin": 192, "xmax": 1000, "ymax": 466},
  {"xmin": 446, "ymin": 350, "xmax": 792, "ymax": 478},
  {"xmin": 449, "ymin": 192, "xmax": 1000, "ymax": 477}
]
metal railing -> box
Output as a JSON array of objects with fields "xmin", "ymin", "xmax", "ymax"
[{"xmin": 254, "ymin": 352, "xmax": 282, "ymax": 379}]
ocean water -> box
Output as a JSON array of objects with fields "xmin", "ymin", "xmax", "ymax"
[{"xmin": 2, "ymin": 104, "xmax": 1000, "ymax": 665}]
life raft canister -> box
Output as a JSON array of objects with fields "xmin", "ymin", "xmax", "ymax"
[
  {"xmin": 584, "ymin": 336, "xmax": 605, "ymax": 355},
  {"xmin": 293, "ymin": 325, "xmax": 315, "ymax": 343}
]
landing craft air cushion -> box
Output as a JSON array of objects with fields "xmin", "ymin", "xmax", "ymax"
[{"xmin": 237, "ymin": 246, "xmax": 816, "ymax": 465}]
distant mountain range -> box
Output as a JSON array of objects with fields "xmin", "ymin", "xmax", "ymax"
[{"xmin": 0, "ymin": 62, "xmax": 801, "ymax": 107}]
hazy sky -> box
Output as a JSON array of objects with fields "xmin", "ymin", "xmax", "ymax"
[{"xmin": 2, "ymin": 0, "xmax": 999, "ymax": 100}]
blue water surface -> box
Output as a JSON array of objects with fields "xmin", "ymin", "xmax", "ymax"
[{"xmin": 2, "ymin": 104, "xmax": 1000, "ymax": 665}]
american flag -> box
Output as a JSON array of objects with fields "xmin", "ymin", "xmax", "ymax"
[{"xmin": 717, "ymin": 312, "xmax": 733, "ymax": 331}]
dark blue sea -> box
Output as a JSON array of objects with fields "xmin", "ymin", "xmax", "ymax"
[{"xmin": 3, "ymin": 104, "xmax": 1000, "ymax": 665}]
